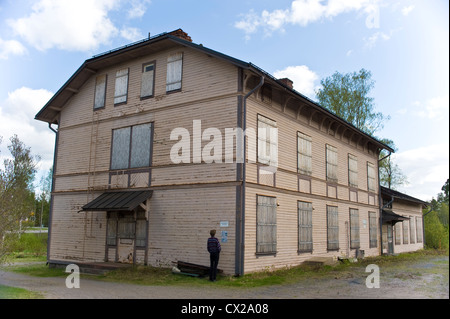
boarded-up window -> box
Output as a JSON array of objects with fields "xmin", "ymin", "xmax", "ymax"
[
  {"xmin": 298, "ymin": 201, "xmax": 313, "ymax": 252},
  {"xmin": 395, "ymin": 222, "xmax": 402, "ymax": 245},
  {"xmin": 135, "ymin": 219, "xmax": 147, "ymax": 247},
  {"xmin": 350, "ymin": 208, "xmax": 360, "ymax": 249},
  {"xmin": 327, "ymin": 206, "xmax": 339, "ymax": 250},
  {"xmin": 111, "ymin": 123, "xmax": 152, "ymax": 170},
  {"xmin": 402, "ymin": 220, "xmax": 409, "ymax": 244},
  {"xmin": 257, "ymin": 115, "xmax": 278, "ymax": 167},
  {"xmin": 256, "ymin": 195, "xmax": 277, "ymax": 254},
  {"xmin": 348, "ymin": 154, "xmax": 358, "ymax": 188},
  {"xmin": 111, "ymin": 127, "xmax": 131, "ymax": 170},
  {"xmin": 114, "ymin": 68, "xmax": 129, "ymax": 104},
  {"xmin": 416, "ymin": 217, "xmax": 423, "ymax": 243},
  {"xmin": 369, "ymin": 211, "xmax": 378, "ymax": 248},
  {"xmin": 367, "ymin": 162, "xmax": 376, "ymax": 192},
  {"xmin": 141, "ymin": 62, "xmax": 155, "ymax": 98},
  {"xmin": 297, "ymin": 132, "xmax": 312, "ymax": 175},
  {"xmin": 410, "ymin": 216, "xmax": 416, "ymax": 244},
  {"xmin": 94, "ymin": 74, "xmax": 107, "ymax": 109},
  {"xmin": 130, "ymin": 123, "xmax": 152, "ymax": 168},
  {"xmin": 326, "ymin": 145, "xmax": 338, "ymax": 183},
  {"xmin": 107, "ymin": 212, "xmax": 117, "ymax": 246},
  {"xmin": 118, "ymin": 215, "xmax": 135, "ymax": 239},
  {"xmin": 166, "ymin": 52, "xmax": 183, "ymax": 92}
]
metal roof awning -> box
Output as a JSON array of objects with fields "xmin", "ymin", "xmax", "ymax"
[
  {"xmin": 81, "ymin": 190, "xmax": 153, "ymax": 212},
  {"xmin": 382, "ymin": 209, "xmax": 410, "ymax": 224}
]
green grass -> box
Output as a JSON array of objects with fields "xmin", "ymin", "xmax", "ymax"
[
  {"xmin": 5, "ymin": 249, "xmax": 448, "ymax": 289},
  {"xmin": 0, "ymin": 284, "xmax": 43, "ymax": 299}
]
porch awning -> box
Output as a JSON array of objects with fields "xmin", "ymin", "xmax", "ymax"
[
  {"xmin": 81, "ymin": 190, "xmax": 152, "ymax": 212},
  {"xmin": 382, "ymin": 209, "xmax": 410, "ymax": 224}
]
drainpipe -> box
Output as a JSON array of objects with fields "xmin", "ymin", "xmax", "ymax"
[
  {"xmin": 422, "ymin": 204, "xmax": 434, "ymax": 247},
  {"xmin": 237, "ymin": 75, "xmax": 264, "ymax": 276},
  {"xmin": 378, "ymin": 150, "xmax": 391, "ymax": 256},
  {"xmin": 46, "ymin": 122, "xmax": 59, "ymax": 264}
]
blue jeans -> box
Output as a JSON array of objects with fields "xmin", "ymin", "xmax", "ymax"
[{"xmin": 209, "ymin": 252, "xmax": 220, "ymax": 281}]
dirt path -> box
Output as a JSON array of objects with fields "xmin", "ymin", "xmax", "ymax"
[{"xmin": 0, "ymin": 256, "xmax": 448, "ymax": 299}]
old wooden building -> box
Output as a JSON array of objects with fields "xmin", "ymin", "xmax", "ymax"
[
  {"xmin": 380, "ymin": 186, "xmax": 426, "ymax": 255},
  {"xmin": 36, "ymin": 29, "xmax": 425, "ymax": 275}
]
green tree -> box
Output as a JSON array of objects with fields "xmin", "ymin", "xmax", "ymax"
[
  {"xmin": 378, "ymin": 138, "xmax": 408, "ymax": 190},
  {"xmin": 316, "ymin": 68, "xmax": 389, "ymax": 135},
  {"xmin": 0, "ymin": 135, "xmax": 40, "ymax": 262},
  {"xmin": 316, "ymin": 69, "xmax": 407, "ymax": 190}
]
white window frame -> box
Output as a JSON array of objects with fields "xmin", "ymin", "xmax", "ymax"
[
  {"xmin": 166, "ymin": 52, "xmax": 183, "ymax": 92},
  {"xmin": 297, "ymin": 132, "xmax": 312, "ymax": 175}
]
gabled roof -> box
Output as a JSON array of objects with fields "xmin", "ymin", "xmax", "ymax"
[
  {"xmin": 35, "ymin": 28, "xmax": 393, "ymax": 153},
  {"xmin": 381, "ymin": 186, "xmax": 429, "ymax": 207}
]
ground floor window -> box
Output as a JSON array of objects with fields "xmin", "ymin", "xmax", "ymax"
[
  {"xmin": 327, "ymin": 206, "xmax": 339, "ymax": 250},
  {"xmin": 256, "ymin": 195, "xmax": 277, "ymax": 254},
  {"xmin": 369, "ymin": 211, "xmax": 378, "ymax": 248},
  {"xmin": 350, "ymin": 208, "xmax": 360, "ymax": 249},
  {"xmin": 298, "ymin": 201, "xmax": 313, "ymax": 252}
]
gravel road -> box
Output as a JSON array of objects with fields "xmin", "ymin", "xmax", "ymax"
[{"xmin": 1, "ymin": 255, "xmax": 448, "ymax": 299}]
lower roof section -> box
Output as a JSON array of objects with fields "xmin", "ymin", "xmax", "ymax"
[{"xmin": 81, "ymin": 190, "xmax": 153, "ymax": 212}]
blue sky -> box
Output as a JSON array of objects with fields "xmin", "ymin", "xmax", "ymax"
[{"xmin": 0, "ymin": 0, "xmax": 448, "ymax": 201}]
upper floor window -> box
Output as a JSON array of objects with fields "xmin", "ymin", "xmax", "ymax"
[
  {"xmin": 141, "ymin": 62, "xmax": 155, "ymax": 98},
  {"xmin": 297, "ymin": 132, "xmax": 312, "ymax": 175},
  {"xmin": 94, "ymin": 74, "xmax": 107, "ymax": 109},
  {"xmin": 348, "ymin": 154, "xmax": 358, "ymax": 188},
  {"xmin": 257, "ymin": 114, "xmax": 278, "ymax": 167},
  {"xmin": 110, "ymin": 123, "xmax": 153, "ymax": 170},
  {"xmin": 114, "ymin": 68, "xmax": 129, "ymax": 105},
  {"xmin": 367, "ymin": 162, "xmax": 376, "ymax": 192},
  {"xmin": 166, "ymin": 52, "xmax": 183, "ymax": 92},
  {"xmin": 326, "ymin": 144, "xmax": 338, "ymax": 183}
]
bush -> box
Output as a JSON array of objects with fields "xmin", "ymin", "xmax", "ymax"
[{"xmin": 424, "ymin": 212, "xmax": 449, "ymax": 250}]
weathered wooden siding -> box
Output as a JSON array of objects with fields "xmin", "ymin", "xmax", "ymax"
[
  {"xmin": 390, "ymin": 200, "xmax": 424, "ymax": 254},
  {"xmin": 242, "ymin": 91, "xmax": 382, "ymax": 273},
  {"xmin": 49, "ymin": 44, "xmax": 240, "ymax": 271}
]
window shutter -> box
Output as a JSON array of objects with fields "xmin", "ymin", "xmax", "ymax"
[
  {"xmin": 327, "ymin": 206, "xmax": 339, "ymax": 250},
  {"xmin": 348, "ymin": 154, "xmax": 358, "ymax": 188},
  {"xmin": 326, "ymin": 145, "xmax": 338, "ymax": 182},
  {"xmin": 111, "ymin": 127, "xmax": 131, "ymax": 170},
  {"xmin": 257, "ymin": 115, "xmax": 278, "ymax": 167},
  {"xmin": 298, "ymin": 201, "xmax": 313, "ymax": 252},
  {"xmin": 130, "ymin": 123, "xmax": 152, "ymax": 168},
  {"xmin": 94, "ymin": 74, "xmax": 107, "ymax": 109},
  {"xmin": 256, "ymin": 195, "xmax": 277, "ymax": 253},
  {"xmin": 367, "ymin": 162, "xmax": 376, "ymax": 192},
  {"xmin": 166, "ymin": 52, "xmax": 183, "ymax": 92},
  {"xmin": 369, "ymin": 212, "xmax": 378, "ymax": 248},
  {"xmin": 114, "ymin": 68, "xmax": 129, "ymax": 104},
  {"xmin": 298, "ymin": 132, "xmax": 312, "ymax": 175},
  {"xmin": 350, "ymin": 208, "xmax": 360, "ymax": 249},
  {"xmin": 141, "ymin": 63, "xmax": 154, "ymax": 98}
]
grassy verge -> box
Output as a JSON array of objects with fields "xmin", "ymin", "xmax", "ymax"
[
  {"xmin": 5, "ymin": 249, "xmax": 448, "ymax": 289},
  {"xmin": 0, "ymin": 284, "xmax": 43, "ymax": 299}
]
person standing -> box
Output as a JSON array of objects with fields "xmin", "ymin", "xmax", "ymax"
[{"xmin": 207, "ymin": 229, "xmax": 221, "ymax": 281}]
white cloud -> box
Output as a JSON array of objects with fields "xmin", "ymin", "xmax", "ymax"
[
  {"xmin": 235, "ymin": 0, "xmax": 377, "ymax": 38},
  {"xmin": 401, "ymin": 5, "xmax": 415, "ymax": 16},
  {"xmin": 0, "ymin": 87, "xmax": 55, "ymax": 176},
  {"xmin": 7, "ymin": 0, "xmax": 151, "ymax": 52},
  {"xmin": 0, "ymin": 38, "xmax": 27, "ymax": 59},
  {"xmin": 120, "ymin": 27, "xmax": 144, "ymax": 42},
  {"xmin": 414, "ymin": 95, "xmax": 449, "ymax": 120},
  {"xmin": 392, "ymin": 143, "xmax": 449, "ymax": 201},
  {"xmin": 127, "ymin": 0, "xmax": 151, "ymax": 19},
  {"xmin": 363, "ymin": 31, "xmax": 391, "ymax": 49},
  {"xmin": 273, "ymin": 65, "xmax": 319, "ymax": 99}
]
